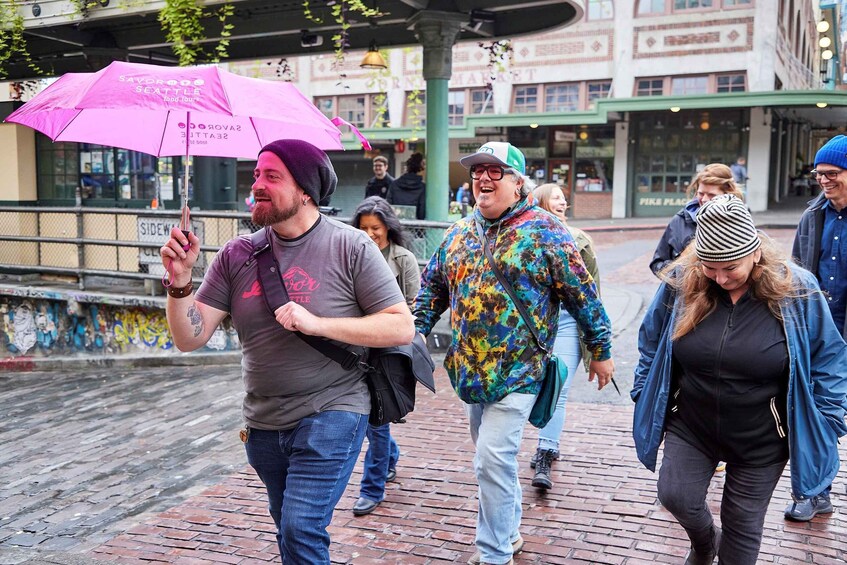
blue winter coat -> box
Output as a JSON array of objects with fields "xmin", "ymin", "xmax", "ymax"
[{"xmin": 631, "ymin": 265, "xmax": 847, "ymax": 499}]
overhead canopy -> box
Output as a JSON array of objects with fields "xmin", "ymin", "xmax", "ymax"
[{"xmin": 10, "ymin": 0, "xmax": 583, "ymax": 80}]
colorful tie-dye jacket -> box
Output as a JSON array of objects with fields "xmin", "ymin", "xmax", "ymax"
[{"xmin": 413, "ymin": 197, "xmax": 612, "ymax": 404}]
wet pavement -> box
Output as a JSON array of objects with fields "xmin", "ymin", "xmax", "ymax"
[{"xmin": 3, "ymin": 221, "xmax": 846, "ymax": 564}]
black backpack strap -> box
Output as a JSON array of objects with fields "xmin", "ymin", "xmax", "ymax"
[{"xmin": 249, "ymin": 227, "xmax": 368, "ymax": 372}]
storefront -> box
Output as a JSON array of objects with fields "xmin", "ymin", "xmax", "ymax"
[{"xmin": 630, "ymin": 108, "xmax": 748, "ymax": 217}]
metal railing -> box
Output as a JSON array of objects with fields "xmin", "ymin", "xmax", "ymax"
[{"xmin": 0, "ymin": 206, "xmax": 451, "ymax": 290}]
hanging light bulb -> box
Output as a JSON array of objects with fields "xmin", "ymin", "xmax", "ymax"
[
  {"xmin": 360, "ymin": 40, "xmax": 388, "ymax": 70},
  {"xmin": 818, "ymin": 20, "xmax": 830, "ymax": 33},
  {"xmin": 820, "ymin": 36, "xmax": 832, "ymax": 48}
]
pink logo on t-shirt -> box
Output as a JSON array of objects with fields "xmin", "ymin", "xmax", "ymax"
[
  {"xmin": 242, "ymin": 280, "xmax": 262, "ymax": 299},
  {"xmin": 283, "ymin": 267, "xmax": 319, "ymax": 304}
]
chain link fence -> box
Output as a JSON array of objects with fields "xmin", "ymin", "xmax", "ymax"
[{"xmin": 0, "ymin": 206, "xmax": 451, "ymax": 290}]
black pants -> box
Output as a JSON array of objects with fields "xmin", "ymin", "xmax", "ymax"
[{"xmin": 657, "ymin": 431, "xmax": 786, "ymax": 565}]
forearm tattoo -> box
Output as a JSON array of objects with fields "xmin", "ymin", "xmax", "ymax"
[{"xmin": 187, "ymin": 304, "xmax": 204, "ymax": 337}]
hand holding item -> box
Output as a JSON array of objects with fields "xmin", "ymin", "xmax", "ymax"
[
  {"xmin": 160, "ymin": 227, "xmax": 200, "ymax": 288},
  {"xmin": 274, "ymin": 301, "xmax": 321, "ymax": 335},
  {"xmin": 588, "ymin": 358, "xmax": 616, "ymax": 391}
]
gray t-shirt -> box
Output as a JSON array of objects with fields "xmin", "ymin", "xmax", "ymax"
[{"xmin": 195, "ymin": 216, "xmax": 405, "ymax": 430}]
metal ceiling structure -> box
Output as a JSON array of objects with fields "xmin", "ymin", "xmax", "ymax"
[{"xmin": 11, "ymin": 0, "xmax": 583, "ymax": 80}]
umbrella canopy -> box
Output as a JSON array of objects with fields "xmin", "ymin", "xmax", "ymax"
[{"xmin": 5, "ymin": 61, "xmax": 369, "ymax": 159}]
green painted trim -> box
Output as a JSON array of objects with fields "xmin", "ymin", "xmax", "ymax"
[
  {"xmin": 0, "ymin": 200, "xmax": 37, "ymax": 206},
  {"xmin": 352, "ymin": 90, "xmax": 847, "ymax": 144}
]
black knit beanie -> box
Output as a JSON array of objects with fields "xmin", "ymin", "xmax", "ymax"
[{"xmin": 259, "ymin": 139, "xmax": 337, "ymax": 205}]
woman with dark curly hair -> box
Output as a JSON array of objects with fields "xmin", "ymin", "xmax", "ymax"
[{"xmin": 349, "ymin": 196, "xmax": 421, "ymax": 516}]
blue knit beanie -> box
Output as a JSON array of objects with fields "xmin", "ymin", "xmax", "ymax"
[
  {"xmin": 814, "ymin": 135, "xmax": 847, "ymax": 169},
  {"xmin": 259, "ymin": 139, "xmax": 337, "ymax": 205}
]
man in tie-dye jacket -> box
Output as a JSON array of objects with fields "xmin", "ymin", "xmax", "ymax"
[{"xmin": 414, "ymin": 142, "xmax": 615, "ymax": 565}]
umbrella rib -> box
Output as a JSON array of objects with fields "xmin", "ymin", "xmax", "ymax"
[
  {"xmin": 157, "ymin": 111, "xmax": 171, "ymax": 156},
  {"xmin": 250, "ymin": 116, "xmax": 262, "ymax": 152},
  {"xmin": 51, "ymin": 110, "xmax": 85, "ymax": 142}
]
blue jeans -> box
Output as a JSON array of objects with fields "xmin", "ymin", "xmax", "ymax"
[
  {"xmin": 359, "ymin": 423, "xmax": 400, "ymax": 502},
  {"xmin": 537, "ymin": 312, "xmax": 582, "ymax": 452},
  {"xmin": 466, "ymin": 392, "xmax": 536, "ymax": 564},
  {"xmin": 244, "ymin": 410, "xmax": 368, "ymax": 564},
  {"xmin": 658, "ymin": 431, "xmax": 786, "ymax": 565}
]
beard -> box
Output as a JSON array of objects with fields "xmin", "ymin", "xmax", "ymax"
[{"xmin": 252, "ymin": 198, "xmax": 300, "ymax": 226}]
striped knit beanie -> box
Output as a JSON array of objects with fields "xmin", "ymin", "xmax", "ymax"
[{"xmin": 695, "ymin": 194, "xmax": 760, "ymax": 262}]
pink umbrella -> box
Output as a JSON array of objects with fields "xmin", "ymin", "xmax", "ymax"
[{"xmin": 6, "ymin": 61, "xmax": 370, "ymax": 284}]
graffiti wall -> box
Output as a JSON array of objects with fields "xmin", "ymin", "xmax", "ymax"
[{"xmin": 0, "ymin": 295, "xmax": 239, "ymax": 357}]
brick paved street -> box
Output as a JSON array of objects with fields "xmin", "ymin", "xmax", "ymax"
[{"xmin": 3, "ymin": 227, "xmax": 846, "ymax": 564}]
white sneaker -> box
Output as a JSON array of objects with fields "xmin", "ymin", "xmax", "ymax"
[{"xmin": 468, "ymin": 536, "xmax": 524, "ymax": 564}]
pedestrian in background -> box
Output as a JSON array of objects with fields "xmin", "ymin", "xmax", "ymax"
[
  {"xmin": 730, "ymin": 156, "xmax": 748, "ymax": 185},
  {"xmin": 364, "ymin": 155, "xmax": 393, "ymax": 199},
  {"xmin": 349, "ymin": 196, "xmax": 421, "ymax": 516},
  {"xmin": 528, "ymin": 183, "xmax": 601, "ymax": 491},
  {"xmin": 789, "ymin": 134, "xmax": 847, "ymax": 520},
  {"xmin": 414, "ymin": 142, "xmax": 614, "ymax": 565},
  {"xmin": 387, "ymin": 152, "xmax": 426, "ymax": 220},
  {"xmin": 650, "ymin": 163, "xmax": 743, "ymax": 277},
  {"xmin": 632, "ymin": 194, "xmax": 847, "ymax": 565},
  {"xmin": 160, "ymin": 139, "xmax": 415, "ymax": 564}
]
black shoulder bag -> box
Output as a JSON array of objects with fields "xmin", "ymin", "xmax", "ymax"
[
  {"xmin": 248, "ymin": 227, "xmax": 435, "ymax": 426},
  {"xmin": 474, "ymin": 222, "xmax": 567, "ymax": 428}
]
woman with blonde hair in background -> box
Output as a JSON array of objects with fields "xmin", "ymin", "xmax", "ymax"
[
  {"xmin": 650, "ymin": 163, "xmax": 744, "ymax": 277},
  {"xmin": 528, "ymin": 183, "xmax": 601, "ymax": 490}
]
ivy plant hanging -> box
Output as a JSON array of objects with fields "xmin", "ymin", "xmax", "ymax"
[
  {"xmin": 479, "ymin": 39, "xmax": 513, "ymax": 91},
  {"xmin": 158, "ymin": 0, "xmax": 235, "ymax": 67},
  {"xmin": 0, "ymin": 0, "xmax": 43, "ymax": 79}
]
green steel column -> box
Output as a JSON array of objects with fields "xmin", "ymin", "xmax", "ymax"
[
  {"xmin": 410, "ymin": 11, "xmax": 464, "ymax": 221},
  {"xmin": 425, "ymin": 79, "xmax": 449, "ymax": 221}
]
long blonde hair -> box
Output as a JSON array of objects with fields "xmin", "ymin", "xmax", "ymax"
[
  {"xmin": 687, "ymin": 163, "xmax": 744, "ymax": 200},
  {"xmin": 664, "ymin": 233, "xmax": 795, "ymax": 340}
]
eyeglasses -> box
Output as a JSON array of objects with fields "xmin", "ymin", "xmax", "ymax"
[
  {"xmin": 812, "ymin": 169, "xmax": 843, "ymax": 181},
  {"xmin": 470, "ymin": 164, "xmax": 514, "ymax": 181}
]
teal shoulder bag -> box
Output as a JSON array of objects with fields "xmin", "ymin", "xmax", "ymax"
[{"xmin": 475, "ymin": 222, "xmax": 568, "ymax": 428}]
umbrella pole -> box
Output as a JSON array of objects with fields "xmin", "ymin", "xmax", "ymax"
[{"xmin": 180, "ymin": 110, "xmax": 191, "ymax": 234}]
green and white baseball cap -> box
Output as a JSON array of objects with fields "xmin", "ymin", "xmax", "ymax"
[{"xmin": 459, "ymin": 142, "xmax": 526, "ymax": 175}]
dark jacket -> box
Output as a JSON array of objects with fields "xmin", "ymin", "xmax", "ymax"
[
  {"xmin": 387, "ymin": 173, "xmax": 426, "ymax": 220},
  {"xmin": 649, "ymin": 199, "xmax": 699, "ymax": 277},
  {"xmin": 632, "ymin": 266, "xmax": 847, "ymax": 499},
  {"xmin": 365, "ymin": 174, "xmax": 394, "ymax": 199},
  {"xmin": 793, "ymin": 193, "xmax": 847, "ymax": 337}
]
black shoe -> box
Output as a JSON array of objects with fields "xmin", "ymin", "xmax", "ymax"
[
  {"xmin": 531, "ymin": 449, "xmax": 557, "ymax": 489},
  {"xmin": 386, "ymin": 468, "xmax": 397, "ymax": 482},
  {"xmin": 684, "ymin": 527, "xmax": 720, "ymax": 565},
  {"xmin": 784, "ymin": 492, "xmax": 833, "ymax": 521},
  {"xmin": 530, "ymin": 448, "xmax": 558, "ymax": 470},
  {"xmin": 352, "ymin": 497, "xmax": 380, "ymax": 516}
]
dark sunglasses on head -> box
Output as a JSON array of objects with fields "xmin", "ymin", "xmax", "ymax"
[
  {"xmin": 470, "ymin": 164, "xmax": 514, "ymax": 181},
  {"xmin": 811, "ymin": 169, "xmax": 843, "ymax": 181}
]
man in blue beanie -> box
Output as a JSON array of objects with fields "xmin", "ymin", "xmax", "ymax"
[
  {"xmin": 159, "ymin": 139, "xmax": 415, "ymax": 563},
  {"xmin": 789, "ymin": 134, "xmax": 847, "ymax": 521}
]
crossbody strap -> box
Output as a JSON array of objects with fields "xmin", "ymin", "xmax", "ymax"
[
  {"xmin": 474, "ymin": 221, "xmax": 548, "ymax": 355},
  {"xmin": 250, "ymin": 227, "xmax": 370, "ymax": 372}
]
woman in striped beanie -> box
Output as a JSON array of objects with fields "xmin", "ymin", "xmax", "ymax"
[{"xmin": 632, "ymin": 194, "xmax": 847, "ymax": 565}]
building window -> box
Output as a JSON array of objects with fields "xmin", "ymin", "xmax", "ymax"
[
  {"xmin": 314, "ymin": 97, "xmax": 334, "ymax": 120},
  {"xmin": 636, "ymin": 78, "xmax": 665, "ymax": 96},
  {"xmin": 370, "ymin": 96, "xmax": 390, "ymax": 128},
  {"xmin": 587, "ymin": 81, "xmax": 612, "ymax": 108},
  {"xmin": 36, "ymin": 137, "xmax": 78, "ymax": 201},
  {"xmin": 405, "ymin": 92, "xmax": 426, "ymax": 128},
  {"xmin": 338, "ymin": 96, "xmax": 366, "ymax": 128},
  {"xmin": 587, "ymin": 0, "xmax": 614, "ymax": 19},
  {"xmin": 470, "ymin": 88, "xmax": 494, "ymax": 115},
  {"xmin": 674, "ymin": 0, "xmax": 714, "ymax": 9},
  {"xmin": 448, "ymin": 90, "xmax": 465, "ymax": 125},
  {"xmin": 637, "ymin": 0, "xmax": 666, "ymax": 13},
  {"xmin": 545, "ymin": 84, "xmax": 580, "ymax": 112},
  {"xmin": 513, "ymin": 86, "xmax": 539, "ymax": 113},
  {"xmin": 716, "ymin": 73, "xmax": 746, "ymax": 92},
  {"xmin": 723, "ymin": 0, "xmax": 751, "ymax": 5},
  {"xmin": 671, "ymin": 76, "xmax": 708, "ymax": 95}
]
